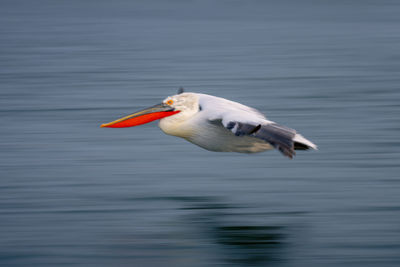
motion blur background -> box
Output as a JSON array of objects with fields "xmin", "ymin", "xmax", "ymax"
[{"xmin": 1, "ymin": 0, "xmax": 400, "ymax": 266}]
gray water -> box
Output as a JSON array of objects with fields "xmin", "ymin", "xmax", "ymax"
[{"xmin": 1, "ymin": 0, "xmax": 400, "ymax": 266}]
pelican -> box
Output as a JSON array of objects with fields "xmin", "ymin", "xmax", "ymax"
[{"xmin": 101, "ymin": 89, "xmax": 317, "ymax": 158}]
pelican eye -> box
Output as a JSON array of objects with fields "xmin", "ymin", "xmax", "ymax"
[{"xmin": 166, "ymin": 99, "xmax": 174, "ymax": 105}]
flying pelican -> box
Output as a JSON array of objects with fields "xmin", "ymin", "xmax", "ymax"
[{"xmin": 101, "ymin": 90, "xmax": 317, "ymax": 158}]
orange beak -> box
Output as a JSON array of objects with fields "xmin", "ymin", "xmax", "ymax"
[{"xmin": 100, "ymin": 103, "xmax": 180, "ymax": 128}]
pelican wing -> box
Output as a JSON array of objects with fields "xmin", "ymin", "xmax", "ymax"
[
  {"xmin": 224, "ymin": 120, "xmax": 297, "ymax": 158},
  {"xmin": 197, "ymin": 93, "xmax": 315, "ymax": 158}
]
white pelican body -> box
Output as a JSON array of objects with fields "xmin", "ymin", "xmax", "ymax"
[
  {"xmin": 159, "ymin": 93, "xmax": 274, "ymax": 153},
  {"xmin": 101, "ymin": 91, "xmax": 317, "ymax": 158}
]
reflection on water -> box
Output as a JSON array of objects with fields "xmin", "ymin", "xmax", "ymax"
[
  {"xmin": 95, "ymin": 195, "xmax": 291, "ymax": 266},
  {"xmin": 169, "ymin": 196, "xmax": 287, "ymax": 265},
  {"xmin": 1, "ymin": 0, "xmax": 400, "ymax": 266},
  {"xmin": 215, "ymin": 225, "xmax": 285, "ymax": 265}
]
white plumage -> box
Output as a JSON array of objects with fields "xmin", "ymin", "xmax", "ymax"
[
  {"xmin": 101, "ymin": 91, "xmax": 317, "ymax": 158},
  {"xmin": 158, "ymin": 92, "xmax": 317, "ymax": 158}
]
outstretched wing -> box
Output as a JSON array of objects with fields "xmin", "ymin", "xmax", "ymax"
[
  {"xmin": 225, "ymin": 120, "xmax": 297, "ymax": 158},
  {"xmin": 196, "ymin": 93, "xmax": 315, "ymax": 158}
]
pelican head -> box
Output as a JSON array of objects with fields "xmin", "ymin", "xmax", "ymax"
[{"xmin": 100, "ymin": 92, "xmax": 199, "ymax": 129}]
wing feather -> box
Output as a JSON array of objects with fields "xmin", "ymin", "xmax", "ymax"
[
  {"xmin": 224, "ymin": 121, "xmax": 297, "ymax": 158},
  {"xmin": 196, "ymin": 93, "xmax": 315, "ymax": 158}
]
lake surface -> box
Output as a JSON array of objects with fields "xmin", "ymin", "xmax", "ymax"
[{"xmin": 1, "ymin": 0, "xmax": 400, "ymax": 266}]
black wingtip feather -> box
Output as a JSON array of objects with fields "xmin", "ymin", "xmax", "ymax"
[
  {"xmin": 277, "ymin": 144, "xmax": 295, "ymax": 159},
  {"xmin": 294, "ymin": 142, "xmax": 310, "ymax": 150},
  {"xmin": 249, "ymin": 124, "xmax": 261, "ymax": 135}
]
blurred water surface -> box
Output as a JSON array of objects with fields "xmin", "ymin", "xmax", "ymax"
[{"xmin": 1, "ymin": 0, "xmax": 400, "ymax": 266}]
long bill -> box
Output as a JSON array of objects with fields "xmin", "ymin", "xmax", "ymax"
[{"xmin": 100, "ymin": 103, "xmax": 180, "ymax": 128}]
